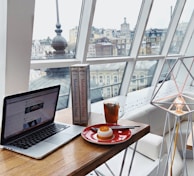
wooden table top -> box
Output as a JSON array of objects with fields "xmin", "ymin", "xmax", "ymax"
[
  {"xmin": 187, "ymin": 125, "xmax": 194, "ymax": 150},
  {"xmin": 0, "ymin": 108, "xmax": 150, "ymax": 176}
]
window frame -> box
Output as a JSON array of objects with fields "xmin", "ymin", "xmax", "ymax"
[{"xmin": 1, "ymin": 0, "xmax": 194, "ymax": 113}]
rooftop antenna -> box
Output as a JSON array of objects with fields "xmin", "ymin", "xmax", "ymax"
[{"xmin": 170, "ymin": 6, "xmax": 173, "ymax": 20}]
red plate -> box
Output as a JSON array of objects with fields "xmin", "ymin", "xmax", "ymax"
[{"xmin": 81, "ymin": 123, "xmax": 132, "ymax": 145}]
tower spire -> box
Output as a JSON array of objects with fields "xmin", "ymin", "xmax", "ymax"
[{"xmin": 52, "ymin": 0, "xmax": 67, "ymax": 55}]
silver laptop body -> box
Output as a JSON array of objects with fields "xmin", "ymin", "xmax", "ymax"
[{"xmin": 0, "ymin": 85, "xmax": 84, "ymax": 159}]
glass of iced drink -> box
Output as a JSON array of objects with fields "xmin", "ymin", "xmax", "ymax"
[{"xmin": 103, "ymin": 101, "xmax": 120, "ymax": 124}]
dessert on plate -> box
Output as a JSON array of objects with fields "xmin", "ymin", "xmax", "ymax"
[{"xmin": 97, "ymin": 125, "xmax": 113, "ymax": 140}]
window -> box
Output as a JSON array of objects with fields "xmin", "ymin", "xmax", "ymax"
[
  {"xmin": 106, "ymin": 75, "xmax": 110, "ymax": 85},
  {"xmin": 139, "ymin": 0, "xmax": 177, "ymax": 55},
  {"xmin": 90, "ymin": 63, "xmax": 126, "ymax": 100},
  {"xmin": 132, "ymin": 75, "xmax": 136, "ymax": 83},
  {"xmin": 114, "ymin": 87, "xmax": 118, "ymax": 96},
  {"xmin": 99, "ymin": 75, "xmax": 103, "ymax": 84},
  {"xmin": 140, "ymin": 75, "xmax": 144, "ymax": 84},
  {"xmin": 114, "ymin": 76, "xmax": 118, "ymax": 83},
  {"xmin": 32, "ymin": 0, "xmax": 82, "ymax": 59},
  {"xmin": 168, "ymin": 0, "xmax": 193, "ymax": 54},
  {"xmin": 29, "ymin": 67, "xmax": 70, "ymax": 109},
  {"xmin": 158, "ymin": 58, "xmax": 176, "ymax": 82},
  {"xmin": 107, "ymin": 88, "xmax": 111, "ymax": 98},
  {"xmin": 3, "ymin": 0, "xmax": 193, "ymax": 114},
  {"xmin": 92, "ymin": 75, "xmax": 96, "ymax": 83},
  {"xmin": 129, "ymin": 60, "xmax": 158, "ymax": 92},
  {"xmin": 88, "ymin": 0, "xmax": 141, "ymax": 57}
]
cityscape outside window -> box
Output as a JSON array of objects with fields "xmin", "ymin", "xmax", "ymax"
[
  {"xmin": 30, "ymin": 0, "xmax": 193, "ymax": 110},
  {"xmin": 168, "ymin": 0, "xmax": 193, "ymax": 54},
  {"xmin": 140, "ymin": 75, "xmax": 145, "ymax": 84}
]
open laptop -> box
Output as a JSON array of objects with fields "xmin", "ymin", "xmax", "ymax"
[{"xmin": 0, "ymin": 85, "xmax": 84, "ymax": 159}]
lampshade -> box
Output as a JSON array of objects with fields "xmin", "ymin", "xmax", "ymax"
[{"xmin": 151, "ymin": 56, "xmax": 194, "ymax": 117}]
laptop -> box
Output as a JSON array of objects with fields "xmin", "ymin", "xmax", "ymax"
[{"xmin": 0, "ymin": 85, "xmax": 84, "ymax": 159}]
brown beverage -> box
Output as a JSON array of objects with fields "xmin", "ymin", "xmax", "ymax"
[{"xmin": 103, "ymin": 101, "xmax": 120, "ymax": 124}]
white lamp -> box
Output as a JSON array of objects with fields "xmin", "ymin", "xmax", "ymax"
[{"xmin": 151, "ymin": 56, "xmax": 194, "ymax": 176}]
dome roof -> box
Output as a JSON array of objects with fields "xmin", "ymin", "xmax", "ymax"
[{"xmin": 52, "ymin": 35, "xmax": 67, "ymax": 52}]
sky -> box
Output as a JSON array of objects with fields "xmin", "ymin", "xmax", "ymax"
[{"xmin": 32, "ymin": 0, "xmax": 193, "ymax": 41}]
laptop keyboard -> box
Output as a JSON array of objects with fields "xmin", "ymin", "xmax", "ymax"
[{"xmin": 9, "ymin": 123, "xmax": 69, "ymax": 149}]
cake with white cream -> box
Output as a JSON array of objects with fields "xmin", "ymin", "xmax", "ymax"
[{"xmin": 97, "ymin": 125, "xmax": 113, "ymax": 140}]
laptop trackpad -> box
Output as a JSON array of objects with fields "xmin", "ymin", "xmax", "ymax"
[{"xmin": 45, "ymin": 132, "xmax": 73, "ymax": 145}]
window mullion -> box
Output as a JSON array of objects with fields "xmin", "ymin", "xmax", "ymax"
[
  {"xmin": 30, "ymin": 59, "xmax": 80, "ymax": 69},
  {"xmin": 75, "ymin": 0, "xmax": 96, "ymax": 63},
  {"xmin": 151, "ymin": 0, "xmax": 187, "ymax": 89},
  {"xmin": 180, "ymin": 11, "xmax": 194, "ymax": 55},
  {"xmin": 161, "ymin": 0, "xmax": 186, "ymax": 56},
  {"xmin": 130, "ymin": 0, "xmax": 153, "ymax": 58},
  {"xmin": 119, "ymin": 61, "xmax": 135, "ymax": 96},
  {"xmin": 120, "ymin": 0, "xmax": 153, "ymax": 96}
]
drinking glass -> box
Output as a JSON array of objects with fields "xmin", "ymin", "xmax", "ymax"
[{"xmin": 103, "ymin": 101, "xmax": 120, "ymax": 124}]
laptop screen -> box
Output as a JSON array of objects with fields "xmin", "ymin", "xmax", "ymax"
[{"xmin": 1, "ymin": 85, "xmax": 60, "ymax": 143}]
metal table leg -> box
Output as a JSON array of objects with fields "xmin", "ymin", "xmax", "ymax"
[
  {"xmin": 119, "ymin": 142, "xmax": 138, "ymax": 176},
  {"xmin": 128, "ymin": 142, "xmax": 138, "ymax": 176}
]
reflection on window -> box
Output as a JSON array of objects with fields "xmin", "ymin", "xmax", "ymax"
[
  {"xmin": 31, "ymin": 0, "xmax": 82, "ymax": 59},
  {"xmin": 129, "ymin": 60, "xmax": 158, "ymax": 92}
]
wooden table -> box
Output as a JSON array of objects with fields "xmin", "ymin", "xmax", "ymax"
[
  {"xmin": 0, "ymin": 108, "xmax": 150, "ymax": 176},
  {"xmin": 187, "ymin": 125, "xmax": 194, "ymax": 150}
]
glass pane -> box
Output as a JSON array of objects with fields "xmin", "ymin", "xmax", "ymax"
[
  {"xmin": 90, "ymin": 63, "xmax": 126, "ymax": 100},
  {"xmin": 29, "ymin": 67, "xmax": 70, "ymax": 110},
  {"xmin": 87, "ymin": 0, "xmax": 141, "ymax": 58},
  {"xmin": 29, "ymin": 63, "xmax": 126, "ymax": 109},
  {"xmin": 168, "ymin": 0, "xmax": 194, "ymax": 54},
  {"xmin": 129, "ymin": 60, "xmax": 158, "ymax": 92},
  {"xmin": 31, "ymin": 0, "xmax": 82, "ymax": 59},
  {"xmin": 158, "ymin": 58, "xmax": 176, "ymax": 82},
  {"xmin": 139, "ymin": 0, "xmax": 177, "ymax": 56}
]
